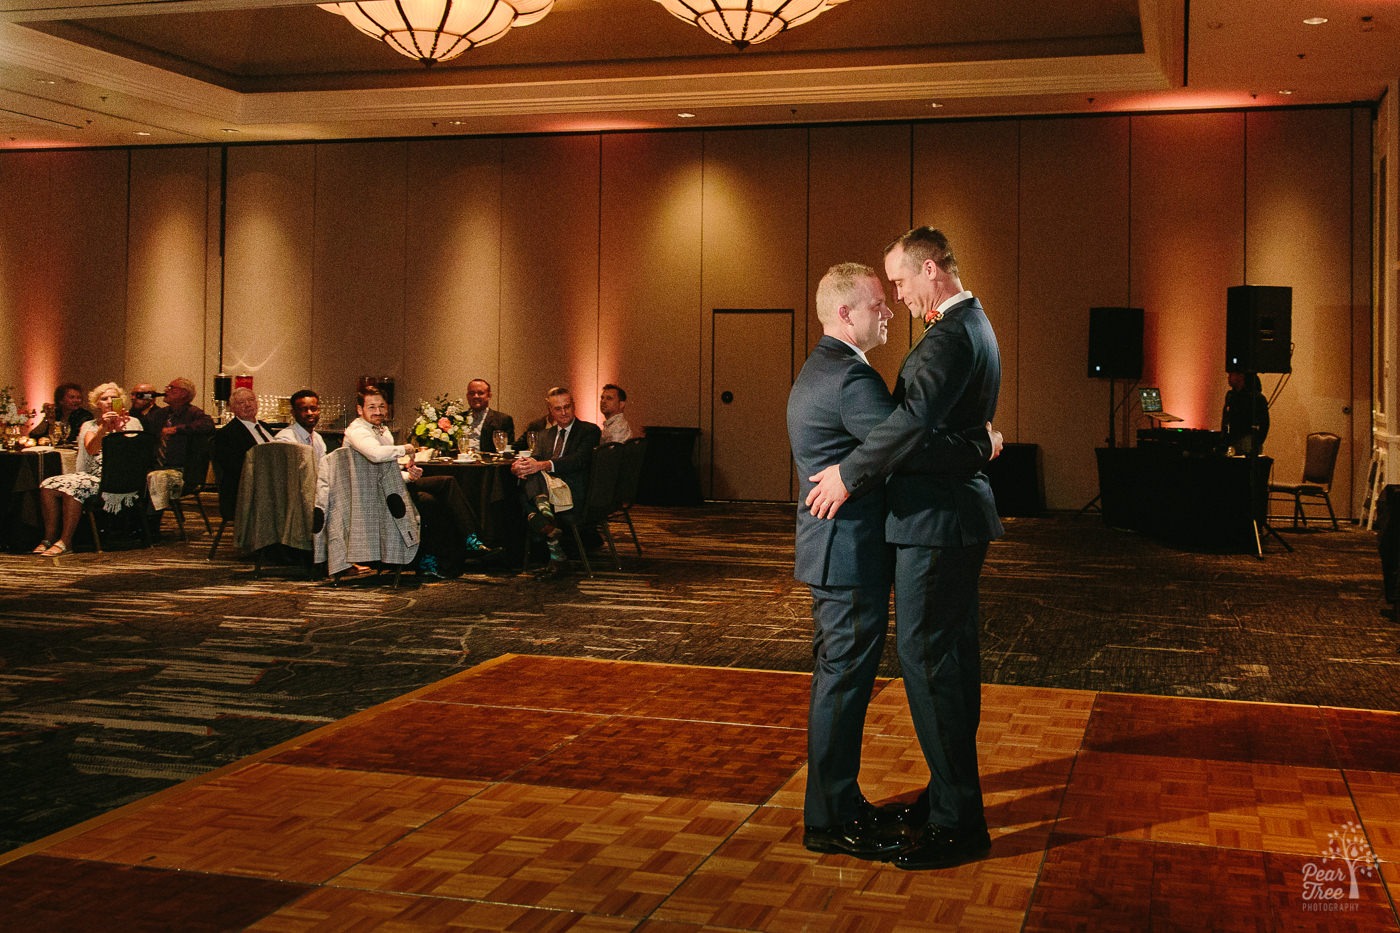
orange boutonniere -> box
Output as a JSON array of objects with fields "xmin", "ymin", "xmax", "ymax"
[{"xmin": 924, "ymin": 308, "xmax": 945, "ymax": 326}]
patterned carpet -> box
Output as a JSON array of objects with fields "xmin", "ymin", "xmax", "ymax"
[{"xmin": 1, "ymin": 503, "xmax": 1395, "ymax": 852}]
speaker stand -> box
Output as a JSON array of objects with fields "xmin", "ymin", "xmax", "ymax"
[
  {"xmin": 1248, "ymin": 452, "xmax": 1292, "ymax": 558},
  {"xmin": 1079, "ymin": 378, "xmax": 1120, "ymax": 514}
]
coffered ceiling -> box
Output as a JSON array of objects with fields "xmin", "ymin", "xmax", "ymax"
[{"xmin": 0, "ymin": 0, "xmax": 1394, "ymax": 149}]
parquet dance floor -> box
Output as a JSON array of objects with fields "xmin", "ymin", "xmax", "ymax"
[{"xmin": 2, "ymin": 654, "xmax": 1397, "ymax": 931}]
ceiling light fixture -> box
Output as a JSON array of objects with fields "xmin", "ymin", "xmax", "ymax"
[
  {"xmin": 1303, "ymin": 16, "xmax": 1327, "ymax": 26},
  {"xmin": 677, "ymin": 112, "xmax": 697, "ymax": 118},
  {"xmin": 650, "ymin": 0, "xmax": 853, "ymax": 50},
  {"xmin": 319, "ymin": 0, "xmax": 553, "ymax": 66}
]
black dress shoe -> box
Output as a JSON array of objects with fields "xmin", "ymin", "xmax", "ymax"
[
  {"xmin": 858, "ymin": 792, "xmax": 929, "ymax": 829},
  {"xmin": 803, "ymin": 817, "xmax": 909, "ymax": 861},
  {"xmin": 893, "ymin": 824, "xmax": 991, "ymax": 871}
]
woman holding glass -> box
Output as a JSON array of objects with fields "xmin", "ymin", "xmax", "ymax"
[
  {"xmin": 33, "ymin": 382, "xmax": 142, "ymax": 557},
  {"xmin": 28, "ymin": 382, "xmax": 91, "ymax": 443}
]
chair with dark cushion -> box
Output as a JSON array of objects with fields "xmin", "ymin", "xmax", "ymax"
[
  {"xmin": 552, "ymin": 441, "xmax": 626, "ymax": 577},
  {"xmin": 169, "ymin": 430, "xmax": 215, "ymax": 538},
  {"xmin": 84, "ymin": 430, "xmax": 158, "ymax": 551},
  {"xmin": 608, "ymin": 436, "xmax": 648, "ymax": 555},
  {"xmin": 1268, "ymin": 431, "xmax": 1341, "ymax": 529}
]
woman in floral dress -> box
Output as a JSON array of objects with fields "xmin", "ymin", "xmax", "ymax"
[{"xmin": 33, "ymin": 383, "xmax": 143, "ymax": 557}]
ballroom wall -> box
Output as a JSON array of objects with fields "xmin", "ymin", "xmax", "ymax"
[{"xmin": 0, "ymin": 105, "xmax": 1372, "ymax": 511}]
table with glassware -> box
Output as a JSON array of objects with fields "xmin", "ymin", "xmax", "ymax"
[
  {"xmin": 419, "ymin": 451, "xmax": 526, "ymax": 564},
  {"xmin": 1, "ymin": 446, "xmax": 78, "ymax": 551}
]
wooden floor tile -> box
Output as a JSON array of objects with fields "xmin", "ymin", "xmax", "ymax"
[
  {"xmin": 271, "ymin": 700, "xmax": 604, "ymax": 780},
  {"xmin": 45, "ymin": 763, "xmax": 486, "ymax": 883},
  {"xmin": 248, "ymin": 887, "xmax": 637, "ymax": 931},
  {"xmin": 1264, "ymin": 849, "xmax": 1397, "ymax": 930},
  {"xmin": 627, "ymin": 666, "xmax": 814, "ymax": 730},
  {"xmin": 1022, "ymin": 834, "xmax": 1157, "ymax": 931},
  {"xmin": 331, "ymin": 782, "xmax": 752, "ymax": 918},
  {"xmin": 416, "ymin": 655, "xmax": 673, "ymax": 715},
  {"xmin": 1325, "ymin": 707, "xmax": 1400, "ymax": 773},
  {"xmin": 0, "ymin": 853, "xmax": 308, "ymax": 932},
  {"xmin": 1339, "ymin": 769, "xmax": 1400, "ymax": 860},
  {"xmin": 1083, "ymin": 693, "xmax": 1338, "ymax": 768},
  {"xmin": 1057, "ymin": 750, "xmax": 1359, "ymax": 854},
  {"xmin": 653, "ymin": 805, "xmax": 1039, "ymax": 932},
  {"xmin": 511, "ymin": 715, "xmax": 806, "ymax": 803}
]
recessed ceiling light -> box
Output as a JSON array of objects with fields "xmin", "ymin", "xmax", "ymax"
[
  {"xmin": 929, "ymin": 102, "xmax": 944, "ymax": 109},
  {"xmin": 447, "ymin": 120, "xmax": 466, "ymax": 125},
  {"xmin": 677, "ymin": 112, "xmax": 696, "ymax": 119},
  {"xmin": 135, "ymin": 131, "xmax": 152, "ymax": 136},
  {"xmin": 220, "ymin": 128, "xmax": 240, "ymax": 134},
  {"xmin": 1303, "ymin": 16, "xmax": 1327, "ymax": 25},
  {"xmin": 1278, "ymin": 89, "xmax": 1295, "ymax": 95},
  {"xmin": 35, "ymin": 78, "xmax": 57, "ymax": 85}
]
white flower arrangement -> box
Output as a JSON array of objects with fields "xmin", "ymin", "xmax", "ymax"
[
  {"xmin": 1, "ymin": 385, "xmax": 36, "ymax": 428},
  {"xmin": 411, "ymin": 394, "xmax": 467, "ymax": 456}
]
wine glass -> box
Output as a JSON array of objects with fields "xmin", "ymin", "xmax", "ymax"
[
  {"xmin": 526, "ymin": 430, "xmax": 539, "ymax": 455},
  {"xmin": 492, "ymin": 430, "xmax": 510, "ymax": 454}
]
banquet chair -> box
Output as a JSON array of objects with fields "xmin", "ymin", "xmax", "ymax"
[
  {"xmin": 235, "ymin": 441, "xmax": 317, "ymax": 577},
  {"xmin": 608, "ymin": 436, "xmax": 648, "ymax": 555},
  {"xmin": 169, "ymin": 430, "xmax": 215, "ymax": 539},
  {"xmin": 314, "ymin": 446, "xmax": 420, "ymax": 586},
  {"xmin": 1268, "ymin": 431, "xmax": 1341, "ymax": 530},
  {"xmin": 207, "ymin": 457, "xmax": 237, "ymax": 559},
  {"xmin": 84, "ymin": 430, "xmax": 158, "ymax": 552}
]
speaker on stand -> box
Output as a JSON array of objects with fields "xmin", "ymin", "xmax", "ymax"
[
  {"xmin": 1225, "ymin": 285, "xmax": 1293, "ymax": 555},
  {"xmin": 1083, "ymin": 307, "xmax": 1144, "ymax": 515}
]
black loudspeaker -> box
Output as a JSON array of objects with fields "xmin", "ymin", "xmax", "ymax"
[
  {"xmin": 1087, "ymin": 307, "xmax": 1144, "ymax": 379},
  {"xmin": 1378, "ymin": 485, "xmax": 1400, "ymax": 604},
  {"xmin": 1226, "ymin": 285, "xmax": 1292, "ymax": 373}
]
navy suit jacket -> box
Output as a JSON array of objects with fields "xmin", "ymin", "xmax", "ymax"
[
  {"xmin": 543, "ymin": 418, "xmax": 602, "ymax": 511},
  {"xmin": 789, "ymin": 335, "xmax": 992, "ymax": 587},
  {"xmin": 840, "ymin": 297, "xmax": 1004, "ymax": 548}
]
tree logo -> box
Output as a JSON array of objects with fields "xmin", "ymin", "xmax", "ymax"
[{"xmin": 1301, "ymin": 820, "xmax": 1377, "ymax": 912}]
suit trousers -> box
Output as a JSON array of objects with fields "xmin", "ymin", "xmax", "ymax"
[
  {"xmin": 804, "ymin": 581, "xmax": 889, "ymax": 827},
  {"xmin": 893, "ymin": 541, "xmax": 989, "ymax": 832}
]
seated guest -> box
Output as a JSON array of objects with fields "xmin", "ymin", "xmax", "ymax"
[
  {"xmin": 465, "ymin": 378, "xmax": 515, "ymax": 454},
  {"xmin": 516, "ymin": 407, "xmax": 553, "ymax": 451},
  {"xmin": 33, "ymin": 383, "xmax": 141, "ymax": 557},
  {"xmin": 29, "ymin": 382, "xmax": 91, "ymax": 442},
  {"xmin": 599, "ymin": 383, "xmax": 634, "ymax": 443},
  {"xmin": 343, "ymin": 386, "xmax": 495, "ymax": 574},
  {"xmin": 213, "ymin": 387, "xmax": 277, "ymax": 512},
  {"xmin": 511, "ymin": 386, "xmax": 602, "ymax": 573},
  {"xmin": 145, "ymin": 377, "xmax": 215, "ymax": 470},
  {"xmin": 275, "ymin": 389, "xmax": 327, "ymax": 462},
  {"xmin": 128, "ymin": 383, "xmax": 162, "ymax": 431}
]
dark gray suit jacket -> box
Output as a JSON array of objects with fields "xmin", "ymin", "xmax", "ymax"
[
  {"xmin": 475, "ymin": 409, "xmax": 516, "ymax": 453},
  {"xmin": 542, "ymin": 418, "xmax": 602, "ymax": 511},
  {"xmin": 789, "ymin": 335, "xmax": 992, "ymax": 587},
  {"xmin": 840, "ymin": 297, "xmax": 1003, "ymax": 548}
]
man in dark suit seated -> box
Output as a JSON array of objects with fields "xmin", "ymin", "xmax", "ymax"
[
  {"xmin": 213, "ymin": 386, "xmax": 278, "ymax": 514},
  {"xmin": 511, "ymin": 386, "xmax": 602, "ymax": 574},
  {"xmin": 464, "ymin": 378, "xmax": 515, "ymax": 454}
]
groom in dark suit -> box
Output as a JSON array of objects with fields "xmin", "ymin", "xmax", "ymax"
[
  {"xmin": 789, "ymin": 262, "xmax": 997, "ymax": 862},
  {"xmin": 807, "ymin": 228, "xmax": 1003, "ymax": 871}
]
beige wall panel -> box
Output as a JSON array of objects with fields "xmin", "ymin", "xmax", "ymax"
[
  {"xmin": 808, "ymin": 124, "xmax": 912, "ymax": 382},
  {"xmin": 499, "ymin": 135, "xmax": 600, "ymax": 423},
  {"xmin": 127, "ymin": 147, "xmax": 210, "ymax": 394},
  {"xmin": 700, "ymin": 128, "xmax": 808, "ymax": 499},
  {"xmin": 312, "ymin": 142, "xmax": 409, "ymax": 417},
  {"xmin": 1131, "ymin": 112, "xmax": 1245, "ymax": 430},
  {"xmin": 45, "ymin": 151, "xmax": 130, "ymax": 393},
  {"xmin": 404, "ymin": 138, "xmax": 503, "ymax": 414},
  {"xmin": 600, "ymin": 131, "xmax": 703, "ymax": 431},
  {"xmin": 1352, "ymin": 108, "xmax": 1374, "ymax": 518},
  {"xmin": 1020, "ymin": 117, "xmax": 1131, "ymax": 510},
  {"xmin": 912, "ymin": 121, "xmax": 1020, "ymax": 433},
  {"xmin": 1246, "ymin": 108, "xmax": 1360, "ymax": 515},
  {"xmin": 0, "ymin": 152, "xmax": 60, "ymax": 406},
  {"xmin": 223, "ymin": 144, "xmax": 316, "ymax": 407}
]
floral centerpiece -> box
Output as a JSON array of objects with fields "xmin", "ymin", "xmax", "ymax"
[
  {"xmin": 1, "ymin": 385, "xmax": 37, "ymax": 450},
  {"xmin": 411, "ymin": 394, "xmax": 467, "ymax": 457}
]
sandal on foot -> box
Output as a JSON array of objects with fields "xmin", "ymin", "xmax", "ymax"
[
  {"xmin": 42, "ymin": 542, "xmax": 69, "ymax": 557},
  {"xmin": 31, "ymin": 540, "xmax": 52, "ymax": 554}
]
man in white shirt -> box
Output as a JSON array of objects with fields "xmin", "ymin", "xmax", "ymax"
[
  {"xmin": 275, "ymin": 389, "xmax": 327, "ymax": 462},
  {"xmin": 599, "ymin": 384, "xmax": 634, "ymax": 444},
  {"xmin": 344, "ymin": 386, "xmax": 495, "ymax": 573}
]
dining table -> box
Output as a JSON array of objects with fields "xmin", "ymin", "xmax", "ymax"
[
  {"xmin": 1, "ymin": 446, "xmax": 77, "ymax": 551},
  {"xmin": 419, "ymin": 454, "xmax": 526, "ymax": 564}
]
